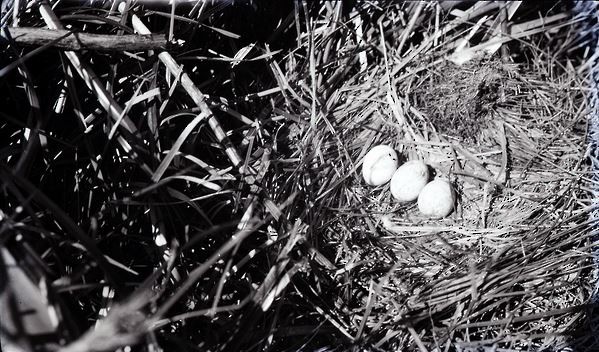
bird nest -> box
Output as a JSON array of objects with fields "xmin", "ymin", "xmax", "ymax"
[
  {"xmin": 1, "ymin": 1, "xmax": 597, "ymax": 352},
  {"xmin": 261, "ymin": 2, "xmax": 596, "ymax": 351}
]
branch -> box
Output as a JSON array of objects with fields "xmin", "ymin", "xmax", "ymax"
[{"xmin": 2, "ymin": 27, "xmax": 168, "ymax": 51}]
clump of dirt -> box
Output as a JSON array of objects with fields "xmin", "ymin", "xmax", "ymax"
[{"xmin": 411, "ymin": 59, "xmax": 505, "ymax": 142}]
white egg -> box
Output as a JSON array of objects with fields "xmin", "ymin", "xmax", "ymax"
[
  {"xmin": 390, "ymin": 160, "xmax": 429, "ymax": 202},
  {"xmin": 418, "ymin": 179, "xmax": 455, "ymax": 219},
  {"xmin": 361, "ymin": 145, "xmax": 399, "ymax": 186}
]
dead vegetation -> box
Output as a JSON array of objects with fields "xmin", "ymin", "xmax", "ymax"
[
  {"xmin": 1, "ymin": 1, "xmax": 598, "ymax": 351},
  {"xmin": 411, "ymin": 58, "xmax": 506, "ymax": 142}
]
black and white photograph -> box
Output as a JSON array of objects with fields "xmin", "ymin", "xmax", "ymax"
[{"xmin": 1, "ymin": 1, "xmax": 598, "ymax": 351}]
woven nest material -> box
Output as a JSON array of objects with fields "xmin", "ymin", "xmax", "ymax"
[
  {"xmin": 1, "ymin": 1, "xmax": 598, "ymax": 352},
  {"xmin": 262, "ymin": 2, "xmax": 596, "ymax": 351}
]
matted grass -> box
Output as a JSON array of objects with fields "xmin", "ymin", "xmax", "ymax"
[
  {"xmin": 258, "ymin": 1, "xmax": 597, "ymax": 350},
  {"xmin": 0, "ymin": 1, "xmax": 598, "ymax": 351}
]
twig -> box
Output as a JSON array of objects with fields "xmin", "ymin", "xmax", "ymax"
[{"xmin": 2, "ymin": 27, "xmax": 167, "ymax": 51}]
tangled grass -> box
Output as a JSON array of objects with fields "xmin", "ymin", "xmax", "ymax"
[{"xmin": 1, "ymin": 1, "xmax": 598, "ymax": 351}]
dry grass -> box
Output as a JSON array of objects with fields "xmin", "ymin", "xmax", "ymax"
[
  {"xmin": 1, "ymin": 1, "xmax": 598, "ymax": 351},
  {"xmin": 259, "ymin": 1, "xmax": 597, "ymax": 350}
]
